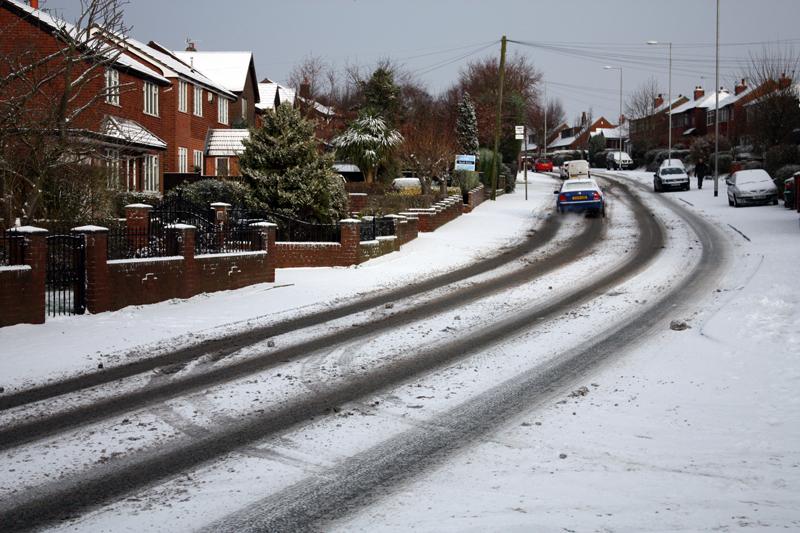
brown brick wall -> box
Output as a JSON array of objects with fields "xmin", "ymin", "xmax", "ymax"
[
  {"xmin": 0, "ymin": 229, "xmax": 47, "ymax": 327},
  {"xmin": 348, "ymin": 193, "xmax": 368, "ymax": 214}
]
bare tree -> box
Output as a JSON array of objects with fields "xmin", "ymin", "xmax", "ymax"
[
  {"xmin": 739, "ymin": 46, "xmax": 800, "ymax": 149},
  {"xmin": 288, "ymin": 54, "xmax": 327, "ymax": 100},
  {"xmin": 626, "ymin": 76, "xmax": 663, "ymax": 153},
  {"xmin": 0, "ymin": 0, "xmax": 132, "ymax": 225}
]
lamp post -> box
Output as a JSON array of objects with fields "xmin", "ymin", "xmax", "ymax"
[
  {"xmin": 714, "ymin": 0, "xmax": 720, "ymax": 197},
  {"xmin": 647, "ymin": 40, "xmax": 672, "ymax": 161},
  {"xmin": 604, "ymin": 66, "xmax": 623, "ymax": 169}
]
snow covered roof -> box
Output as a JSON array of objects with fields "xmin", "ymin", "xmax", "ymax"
[
  {"xmin": 671, "ymin": 90, "xmax": 733, "ymax": 114},
  {"xmin": 117, "ymin": 38, "xmax": 235, "ymax": 99},
  {"xmin": 655, "ymin": 95, "xmax": 687, "ymax": 114},
  {"xmin": 4, "ymin": 0, "xmax": 169, "ymax": 85},
  {"xmin": 205, "ymin": 129, "xmax": 249, "ymax": 156},
  {"xmin": 590, "ymin": 124, "xmax": 628, "ymax": 140},
  {"xmin": 102, "ymin": 116, "xmax": 166, "ymax": 149},
  {"xmin": 256, "ymin": 82, "xmax": 296, "ymax": 110},
  {"xmin": 548, "ymin": 135, "xmax": 577, "ymax": 149},
  {"xmin": 334, "ymin": 163, "xmax": 361, "ymax": 173},
  {"xmin": 296, "ymin": 95, "xmax": 336, "ymax": 117},
  {"xmin": 173, "ymin": 51, "xmax": 253, "ymax": 94}
]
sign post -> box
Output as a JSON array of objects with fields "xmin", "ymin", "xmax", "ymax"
[{"xmin": 515, "ymin": 125, "xmax": 527, "ymax": 200}]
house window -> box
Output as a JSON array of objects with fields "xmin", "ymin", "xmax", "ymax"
[
  {"xmin": 215, "ymin": 157, "xmax": 229, "ymax": 176},
  {"xmin": 143, "ymin": 82, "xmax": 159, "ymax": 116},
  {"xmin": 193, "ymin": 85, "xmax": 203, "ymax": 116},
  {"xmin": 218, "ymin": 97, "xmax": 229, "ymax": 125},
  {"xmin": 178, "ymin": 80, "xmax": 188, "ymax": 113},
  {"xmin": 144, "ymin": 154, "xmax": 160, "ymax": 192},
  {"xmin": 126, "ymin": 157, "xmax": 137, "ymax": 191},
  {"xmin": 706, "ymin": 110, "xmax": 714, "ymax": 126},
  {"xmin": 193, "ymin": 150, "xmax": 203, "ymax": 173},
  {"xmin": 241, "ymin": 97, "xmax": 247, "ymax": 119},
  {"xmin": 178, "ymin": 147, "xmax": 188, "ymax": 173},
  {"xmin": 105, "ymin": 149, "xmax": 120, "ymax": 189},
  {"xmin": 105, "ymin": 68, "xmax": 120, "ymax": 106}
]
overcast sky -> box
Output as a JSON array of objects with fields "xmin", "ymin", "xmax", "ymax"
[{"xmin": 43, "ymin": 0, "xmax": 800, "ymax": 125}]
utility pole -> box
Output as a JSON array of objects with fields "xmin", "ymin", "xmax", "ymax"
[
  {"xmin": 490, "ymin": 35, "xmax": 506, "ymax": 201},
  {"xmin": 713, "ymin": 0, "xmax": 720, "ymax": 197}
]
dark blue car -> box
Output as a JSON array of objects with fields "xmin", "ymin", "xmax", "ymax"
[{"xmin": 555, "ymin": 179, "xmax": 605, "ymax": 217}]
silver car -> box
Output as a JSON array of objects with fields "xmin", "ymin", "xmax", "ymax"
[{"xmin": 726, "ymin": 169, "xmax": 779, "ymax": 207}]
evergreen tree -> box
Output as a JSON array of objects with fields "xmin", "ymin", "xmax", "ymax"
[
  {"xmin": 239, "ymin": 105, "xmax": 347, "ymax": 222},
  {"xmin": 455, "ymin": 92, "xmax": 479, "ymax": 155},
  {"xmin": 361, "ymin": 67, "xmax": 401, "ymax": 125},
  {"xmin": 333, "ymin": 114, "xmax": 403, "ymax": 185}
]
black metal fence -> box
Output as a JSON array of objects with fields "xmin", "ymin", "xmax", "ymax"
[
  {"xmin": 359, "ymin": 216, "xmax": 396, "ymax": 242},
  {"xmin": 232, "ymin": 209, "xmax": 341, "ymax": 243},
  {"xmin": 0, "ymin": 233, "xmax": 26, "ymax": 266},
  {"xmin": 195, "ymin": 225, "xmax": 264, "ymax": 255},
  {"xmin": 45, "ymin": 233, "xmax": 85, "ymax": 317},
  {"xmin": 149, "ymin": 195, "xmax": 215, "ymax": 234},
  {"xmin": 107, "ymin": 227, "xmax": 169, "ymax": 260}
]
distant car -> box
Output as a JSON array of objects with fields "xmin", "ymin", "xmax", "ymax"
[
  {"xmin": 554, "ymin": 178, "xmax": 605, "ymax": 217},
  {"xmin": 606, "ymin": 151, "xmax": 634, "ymax": 170},
  {"xmin": 726, "ymin": 169, "xmax": 779, "ymax": 207},
  {"xmin": 565, "ymin": 159, "xmax": 590, "ymax": 179},
  {"xmin": 784, "ymin": 173, "xmax": 796, "ymax": 209},
  {"xmin": 534, "ymin": 158, "xmax": 554, "ymax": 173},
  {"xmin": 654, "ymin": 159, "xmax": 689, "ymax": 192},
  {"xmin": 558, "ymin": 162, "xmax": 570, "ymax": 179}
]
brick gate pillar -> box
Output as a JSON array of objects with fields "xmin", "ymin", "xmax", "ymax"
[
  {"xmin": 250, "ymin": 221, "xmax": 277, "ymax": 282},
  {"xmin": 124, "ymin": 203, "xmax": 152, "ymax": 251},
  {"xmin": 167, "ymin": 224, "xmax": 197, "ymax": 299},
  {"xmin": 5, "ymin": 226, "xmax": 48, "ymax": 325},
  {"xmin": 73, "ymin": 225, "xmax": 110, "ymax": 314},
  {"xmin": 338, "ymin": 219, "xmax": 361, "ymax": 265}
]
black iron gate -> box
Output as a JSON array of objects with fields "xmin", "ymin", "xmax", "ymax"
[{"xmin": 46, "ymin": 234, "xmax": 86, "ymax": 317}]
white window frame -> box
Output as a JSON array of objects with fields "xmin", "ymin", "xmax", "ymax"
[
  {"xmin": 126, "ymin": 157, "xmax": 137, "ymax": 191},
  {"xmin": 193, "ymin": 85, "xmax": 203, "ymax": 116},
  {"xmin": 105, "ymin": 149, "xmax": 120, "ymax": 189},
  {"xmin": 215, "ymin": 157, "xmax": 229, "ymax": 176},
  {"xmin": 178, "ymin": 80, "xmax": 188, "ymax": 113},
  {"xmin": 241, "ymin": 97, "xmax": 247, "ymax": 119},
  {"xmin": 144, "ymin": 154, "xmax": 160, "ymax": 193},
  {"xmin": 143, "ymin": 81, "xmax": 159, "ymax": 116},
  {"xmin": 193, "ymin": 150, "xmax": 204, "ymax": 173},
  {"xmin": 218, "ymin": 97, "xmax": 229, "ymax": 125},
  {"xmin": 105, "ymin": 68, "xmax": 120, "ymax": 106},
  {"xmin": 178, "ymin": 147, "xmax": 188, "ymax": 173},
  {"xmin": 706, "ymin": 109, "xmax": 714, "ymax": 126}
]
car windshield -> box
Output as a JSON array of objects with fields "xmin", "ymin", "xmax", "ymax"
[
  {"xmin": 662, "ymin": 168, "xmax": 684, "ymax": 175},
  {"xmin": 736, "ymin": 170, "xmax": 771, "ymax": 185}
]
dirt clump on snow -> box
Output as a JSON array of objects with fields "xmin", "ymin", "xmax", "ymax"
[{"xmin": 669, "ymin": 319, "xmax": 691, "ymax": 331}]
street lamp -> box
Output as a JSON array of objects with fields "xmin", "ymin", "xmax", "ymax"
[
  {"xmin": 647, "ymin": 40, "xmax": 673, "ymax": 162},
  {"xmin": 604, "ymin": 66, "xmax": 623, "ymax": 169}
]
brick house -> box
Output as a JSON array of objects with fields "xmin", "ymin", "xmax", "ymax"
[
  {"xmin": 547, "ymin": 116, "xmax": 616, "ymax": 151},
  {"xmin": 628, "ymin": 94, "xmax": 689, "ymax": 152},
  {"xmin": 0, "ymin": 0, "xmax": 172, "ymax": 194}
]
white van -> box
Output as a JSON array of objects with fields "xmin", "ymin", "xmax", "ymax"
[
  {"xmin": 566, "ymin": 159, "xmax": 590, "ymax": 179},
  {"xmin": 606, "ymin": 151, "xmax": 634, "ymax": 170}
]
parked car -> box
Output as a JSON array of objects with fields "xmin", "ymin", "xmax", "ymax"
[
  {"xmin": 606, "ymin": 151, "xmax": 634, "ymax": 170},
  {"xmin": 554, "ymin": 178, "xmax": 605, "ymax": 217},
  {"xmin": 565, "ymin": 159, "xmax": 590, "ymax": 179},
  {"xmin": 534, "ymin": 158, "xmax": 554, "ymax": 173},
  {"xmin": 558, "ymin": 162, "xmax": 569, "ymax": 179},
  {"xmin": 726, "ymin": 169, "xmax": 779, "ymax": 207},
  {"xmin": 784, "ymin": 173, "xmax": 796, "ymax": 209},
  {"xmin": 654, "ymin": 159, "xmax": 689, "ymax": 192},
  {"xmin": 391, "ymin": 177, "xmax": 422, "ymax": 190}
]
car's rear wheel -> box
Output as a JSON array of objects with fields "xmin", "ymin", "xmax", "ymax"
[{"xmin": 733, "ymin": 195, "xmax": 740, "ymax": 207}]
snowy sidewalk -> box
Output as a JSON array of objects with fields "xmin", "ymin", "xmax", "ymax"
[{"xmin": 0, "ymin": 174, "xmax": 557, "ymax": 391}]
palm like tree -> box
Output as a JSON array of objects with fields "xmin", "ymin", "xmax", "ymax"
[{"xmin": 334, "ymin": 114, "xmax": 403, "ymax": 184}]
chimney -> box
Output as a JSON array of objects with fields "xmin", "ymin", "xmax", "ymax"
[
  {"xmin": 580, "ymin": 111, "xmax": 587, "ymax": 126},
  {"xmin": 29, "ymin": 0, "xmax": 38, "ymax": 8},
  {"xmin": 185, "ymin": 38, "xmax": 196, "ymax": 52},
  {"xmin": 654, "ymin": 93, "xmax": 664, "ymax": 109},
  {"xmin": 693, "ymin": 86, "xmax": 705, "ymax": 100},
  {"xmin": 735, "ymin": 78, "xmax": 747, "ymax": 95},
  {"xmin": 299, "ymin": 81, "xmax": 311, "ymax": 99},
  {"xmin": 779, "ymin": 72, "xmax": 791, "ymax": 89}
]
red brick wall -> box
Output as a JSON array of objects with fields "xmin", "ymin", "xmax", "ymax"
[
  {"xmin": 274, "ymin": 220, "xmax": 361, "ymax": 268},
  {"xmin": 348, "ymin": 193, "xmax": 368, "ymax": 214},
  {"xmin": 0, "ymin": 229, "xmax": 47, "ymax": 327}
]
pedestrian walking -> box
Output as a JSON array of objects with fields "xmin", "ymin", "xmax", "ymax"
[{"xmin": 695, "ymin": 158, "xmax": 708, "ymax": 189}]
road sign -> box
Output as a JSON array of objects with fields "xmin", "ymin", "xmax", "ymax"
[
  {"xmin": 515, "ymin": 125, "xmax": 525, "ymax": 134},
  {"xmin": 454, "ymin": 154, "xmax": 476, "ymax": 171}
]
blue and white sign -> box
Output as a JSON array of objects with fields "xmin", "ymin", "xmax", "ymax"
[{"xmin": 454, "ymin": 154, "xmax": 476, "ymax": 171}]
